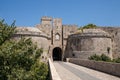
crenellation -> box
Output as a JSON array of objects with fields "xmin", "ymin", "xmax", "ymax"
[{"xmin": 41, "ymin": 16, "xmax": 52, "ymax": 21}]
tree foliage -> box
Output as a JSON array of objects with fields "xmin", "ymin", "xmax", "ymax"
[
  {"xmin": 82, "ymin": 24, "xmax": 97, "ymax": 29},
  {"xmin": 0, "ymin": 20, "xmax": 16, "ymax": 45},
  {"xmin": 0, "ymin": 20, "xmax": 48, "ymax": 80},
  {"xmin": 78, "ymin": 24, "xmax": 97, "ymax": 33}
]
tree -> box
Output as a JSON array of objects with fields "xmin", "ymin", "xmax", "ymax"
[
  {"xmin": 82, "ymin": 24, "xmax": 97, "ymax": 29},
  {"xmin": 78, "ymin": 24, "xmax": 97, "ymax": 33},
  {"xmin": 0, "ymin": 20, "xmax": 48, "ymax": 80},
  {"xmin": 0, "ymin": 19, "xmax": 16, "ymax": 45}
]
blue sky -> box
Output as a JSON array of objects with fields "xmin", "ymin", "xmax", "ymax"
[{"xmin": 0, "ymin": 0, "xmax": 120, "ymax": 27}]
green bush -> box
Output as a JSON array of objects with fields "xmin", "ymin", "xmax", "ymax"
[
  {"xmin": 88, "ymin": 54, "xmax": 101, "ymax": 61},
  {"xmin": 80, "ymin": 24, "xmax": 97, "ymax": 30},
  {"xmin": 0, "ymin": 20, "xmax": 49, "ymax": 80},
  {"xmin": 89, "ymin": 54, "xmax": 120, "ymax": 63},
  {"xmin": 101, "ymin": 54, "xmax": 111, "ymax": 62},
  {"xmin": 78, "ymin": 24, "xmax": 97, "ymax": 33},
  {"xmin": 88, "ymin": 54, "xmax": 111, "ymax": 62},
  {"xmin": 113, "ymin": 58, "xmax": 120, "ymax": 63}
]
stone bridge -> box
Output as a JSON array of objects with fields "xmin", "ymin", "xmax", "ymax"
[{"xmin": 48, "ymin": 58, "xmax": 120, "ymax": 80}]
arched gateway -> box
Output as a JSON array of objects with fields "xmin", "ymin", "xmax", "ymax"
[
  {"xmin": 15, "ymin": 16, "xmax": 77, "ymax": 61},
  {"xmin": 52, "ymin": 47, "xmax": 62, "ymax": 61}
]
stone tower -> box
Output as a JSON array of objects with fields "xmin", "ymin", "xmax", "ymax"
[
  {"xmin": 52, "ymin": 18, "xmax": 63, "ymax": 47},
  {"xmin": 36, "ymin": 17, "xmax": 77, "ymax": 61},
  {"xmin": 51, "ymin": 18, "xmax": 63, "ymax": 61},
  {"xmin": 36, "ymin": 16, "xmax": 52, "ymax": 36}
]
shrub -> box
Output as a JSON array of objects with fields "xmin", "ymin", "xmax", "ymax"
[
  {"xmin": 0, "ymin": 19, "xmax": 49, "ymax": 80},
  {"xmin": 113, "ymin": 58, "xmax": 120, "ymax": 63},
  {"xmin": 100, "ymin": 54, "xmax": 111, "ymax": 62},
  {"xmin": 89, "ymin": 54, "xmax": 111, "ymax": 62},
  {"xmin": 88, "ymin": 54, "xmax": 101, "ymax": 61},
  {"xmin": 82, "ymin": 24, "xmax": 97, "ymax": 29}
]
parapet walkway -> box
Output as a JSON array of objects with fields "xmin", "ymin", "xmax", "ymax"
[{"xmin": 53, "ymin": 61, "xmax": 120, "ymax": 80}]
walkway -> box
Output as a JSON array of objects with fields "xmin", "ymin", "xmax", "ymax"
[{"xmin": 53, "ymin": 61, "xmax": 120, "ymax": 80}]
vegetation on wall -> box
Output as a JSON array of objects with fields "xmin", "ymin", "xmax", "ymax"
[
  {"xmin": 0, "ymin": 20, "xmax": 49, "ymax": 80},
  {"xmin": 89, "ymin": 54, "xmax": 120, "ymax": 63},
  {"xmin": 113, "ymin": 58, "xmax": 120, "ymax": 63},
  {"xmin": 82, "ymin": 24, "xmax": 97, "ymax": 29},
  {"xmin": 88, "ymin": 54, "xmax": 111, "ymax": 62},
  {"xmin": 77, "ymin": 24, "xmax": 97, "ymax": 33}
]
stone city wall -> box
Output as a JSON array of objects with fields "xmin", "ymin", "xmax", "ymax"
[
  {"xmin": 13, "ymin": 31, "xmax": 51, "ymax": 62},
  {"xmin": 64, "ymin": 29, "xmax": 112, "ymax": 59},
  {"xmin": 99, "ymin": 27, "xmax": 120, "ymax": 58}
]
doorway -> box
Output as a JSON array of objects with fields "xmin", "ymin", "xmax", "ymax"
[{"xmin": 52, "ymin": 47, "xmax": 62, "ymax": 61}]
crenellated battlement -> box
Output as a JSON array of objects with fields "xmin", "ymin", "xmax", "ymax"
[{"xmin": 41, "ymin": 16, "xmax": 52, "ymax": 21}]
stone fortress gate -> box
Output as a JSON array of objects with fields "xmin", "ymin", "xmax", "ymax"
[
  {"xmin": 15, "ymin": 16, "xmax": 78, "ymax": 61},
  {"xmin": 14, "ymin": 16, "xmax": 120, "ymax": 61}
]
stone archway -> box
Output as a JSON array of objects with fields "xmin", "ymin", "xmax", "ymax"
[{"xmin": 52, "ymin": 47, "xmax": 62, "ymax": 61}]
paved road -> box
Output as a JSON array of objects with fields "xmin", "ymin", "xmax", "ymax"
[{"xmin": 53, "ymin": 61, "xmax": 120, "ymax": 80}]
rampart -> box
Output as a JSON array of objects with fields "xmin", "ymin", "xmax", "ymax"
[
  {"xmin": 64, "ymin": 29, "xmax": 112, "ymax": 59},
  {"xmin": 99, "ymin": 27, "xmax": 120, "ymax": 58},
  {"xmin": 13, "ymin": 30, "xmax": 51, "ymax": 62}
]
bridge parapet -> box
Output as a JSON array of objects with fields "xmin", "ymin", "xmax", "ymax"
[
  {"xmin": 48, "ymin": 58, "xmax": 61, "ymax": 80},
  {"xmin": 68, "ymin": 58, "xmax": 120, "ymax": 77}
]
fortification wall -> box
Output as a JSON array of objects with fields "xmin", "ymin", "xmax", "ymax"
[
  {"xmin": 63, "ymin": 25, "xmax": 78, "ymax": 38},
  {"xmin": 15, "ymin": 17, "xmax": 120, "ymax": 60},
  {"xmin": 36, "ymin": 24, "xmax": 52, "ymax": 36},
  {"xmin": 64, "ymin": 29, "xmax": 112, "ymax": 59},
  {"xmin": 99, "ymin": 27, "xmax": 120, "ymax": 58},
  {"xmin": 13, "ymin": 31, "xmax": 51, "ymax": 62}
]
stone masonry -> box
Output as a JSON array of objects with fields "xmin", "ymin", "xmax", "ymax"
[
  {"xmin": 13, "ymin": 16, "xmax": 120, "ymax": 61},
  {"xmin": 65, "ymin": 29, "xmax": 112, "ymax": 59}
]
